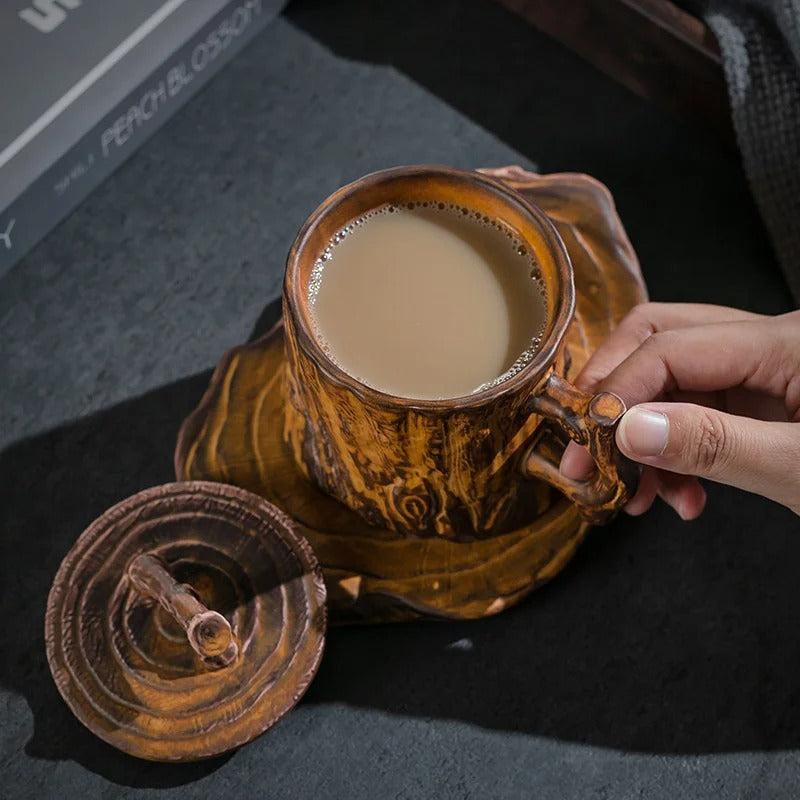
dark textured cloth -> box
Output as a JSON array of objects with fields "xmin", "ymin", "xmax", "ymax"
[{"xmin": 705, "ymin": 0, "xmax": 800, "ymax": 303}]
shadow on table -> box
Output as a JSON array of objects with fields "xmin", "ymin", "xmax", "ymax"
[
  {"xmin": 0, "ymin": 363, "xmax": 235, "ymax": 788},
  {"xmin": 0, "ymin": 307, "xmax": 282, "ymax": 787},
  {"xmin": 2, "ymin": 297, "xmax": 800, "ymax": 787}
]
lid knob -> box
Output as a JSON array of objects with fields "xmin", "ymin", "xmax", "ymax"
[{"xmin": 127, "ymin": 553, "xmax": 238, "ymax": 668}]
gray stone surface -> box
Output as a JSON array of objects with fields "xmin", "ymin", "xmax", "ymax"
[{"xmin": 1, "ymin": 1, "xmax": 799, "ymax": 797}]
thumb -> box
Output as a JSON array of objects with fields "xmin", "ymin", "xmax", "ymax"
[{"xmin": 616, "ymin": 403, "xmax": 800, "ymax": 514}]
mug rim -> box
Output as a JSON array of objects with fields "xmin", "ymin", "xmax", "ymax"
[{"xmin": 284, "ymin": 165, "xmax": 576, "ymax": 411}]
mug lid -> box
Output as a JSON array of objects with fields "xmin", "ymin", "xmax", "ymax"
[{"xmin": 45, "ymin": 481, "xmax": 327, "ymax": 762}]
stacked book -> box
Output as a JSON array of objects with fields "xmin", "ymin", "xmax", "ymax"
[{"xmin": 0, "ymin": 0, "xmax": 284, "ymax": 278}]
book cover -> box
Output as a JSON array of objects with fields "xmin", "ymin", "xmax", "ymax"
[{"xmin": 0, "ymin": 0, "xmax": 285, "ymax": 278}]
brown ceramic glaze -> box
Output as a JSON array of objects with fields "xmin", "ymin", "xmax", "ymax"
[
  {"xmin": 127, "ymin": 553, "xmax": 239, "ymax": 668},
  {"xmin": 282, "ymin": 166, "xmax": 638, "ymax": 538},
  {"xmin": 45, "ymin": 481, "xmax": 326, "ymax": 762},
  {"xmin": 175, "ymin": 168, "xmax": 648, "ymax": 622}
]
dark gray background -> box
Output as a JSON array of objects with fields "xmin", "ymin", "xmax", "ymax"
[{"xmin": 1, "ymin": 1, "xmax": 799, "ymax": 797}]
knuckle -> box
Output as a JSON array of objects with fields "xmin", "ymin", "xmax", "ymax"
[
  {"xmin": 624, "ymin": 303, "xmax": 658, "ymax": 338},
  {"xmin": 778, "ymin": 311, "xmax": 800, "ymax": 364},
  {"xmin": 626, "ymin": 302, "xmax": 652, "ymax": 323},
  {"xmin": 688, "ymin": 410, "xmax": 731, "ymax": 474},
  {"xmin": 639, "ymin": 330, "xmax": 671, "ymax": 358},
  {"xmin": 628, "ymin": 301, "xmax": 659, "ymax": 320}
]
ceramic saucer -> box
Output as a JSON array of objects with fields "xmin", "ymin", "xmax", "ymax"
[{"xmin": 175, "ymin": 168, "xmax": 647, "ymax": 623}]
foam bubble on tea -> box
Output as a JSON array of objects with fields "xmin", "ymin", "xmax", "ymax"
[{"xmin": 308, "ymin": 201, "xmax": 548, "ymax": 400}]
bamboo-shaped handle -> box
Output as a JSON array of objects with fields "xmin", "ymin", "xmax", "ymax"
[
  {"xmin": 523, "ymin": 372, "xmax": 639, "ymax": 525},
  {"xmin": 127, "ymin": 554, "xmax": 238, "ymax": 668}
]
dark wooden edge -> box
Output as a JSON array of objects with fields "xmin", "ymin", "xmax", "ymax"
[{"xmin": 494, "ymin": 0, "xmax": 734, "ymax": 147}]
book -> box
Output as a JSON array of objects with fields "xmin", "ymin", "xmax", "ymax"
[{"xmin": 0, "ymin": 0, "xmax": 284, "ymax": 278}]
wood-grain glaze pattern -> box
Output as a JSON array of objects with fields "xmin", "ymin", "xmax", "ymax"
[
  {"xmin": 282, "ymin": 166, "xmax": 638, "ymax": 536},
  {"xmin": 175, "ymin": 168, "xmax": 647, "ymax": 622},
  {"xmin": 45, "ymin": 481, "xmax": 326, "ymax": 762}
]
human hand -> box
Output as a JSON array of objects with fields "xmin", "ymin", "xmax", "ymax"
[{"xmin": 559, "ymin": 303, "xmax": 800, "ymax": 519}]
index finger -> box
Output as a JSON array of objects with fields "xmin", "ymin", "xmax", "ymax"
[
  {"xmin": 575, "ymin": 302, "xmax": 764, "ymax": 393},
  {"xmin": 597, "ymin": 313, "xmax": 799, "ymax": 406}
]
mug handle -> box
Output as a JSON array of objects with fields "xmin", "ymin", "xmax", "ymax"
[{"xmin": 522, "ymin": 371, "xmax": 640, "ymax": 524}]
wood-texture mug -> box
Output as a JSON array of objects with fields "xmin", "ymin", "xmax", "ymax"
[{"xmin": 282, "ymin": 166, "xmax": 638, "ymax": 539}]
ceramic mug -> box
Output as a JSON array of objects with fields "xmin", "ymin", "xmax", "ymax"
[{"xmin": 282, "ymin": 166, "xmax": 638, "ymax": 539}]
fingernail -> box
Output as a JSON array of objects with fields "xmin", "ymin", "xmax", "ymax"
[{"xmin": 617, "ymin": 407, "xmax": 669, "ymax": 457}]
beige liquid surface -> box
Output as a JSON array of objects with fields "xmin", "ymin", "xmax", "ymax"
[{"xmin": 309, "ymin": 203, "xmax": 548, "ymax": 400}]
